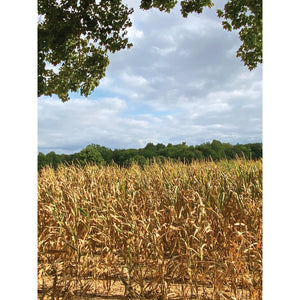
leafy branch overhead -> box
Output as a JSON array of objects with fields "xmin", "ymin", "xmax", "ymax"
[
  {"xmin": 38, "ymin": 0, "xmax": 262, "ymax": 102},
  {"xmin": 217, "ymin": 0, "xmax": 262, "ymax": 71}
]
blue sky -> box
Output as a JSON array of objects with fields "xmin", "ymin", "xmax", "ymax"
[{"xmin": 38, "ymin": 0, "xmax": 262, "ymax": 154}]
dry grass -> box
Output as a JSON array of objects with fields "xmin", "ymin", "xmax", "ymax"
[{"xmin": 38, "ymin": 159, "xmax": 262, "ymax": 299}]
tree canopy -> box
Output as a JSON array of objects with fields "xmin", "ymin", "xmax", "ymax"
[
  {"xmin": 38, "ymin": 141, "xmax": 262, "ymax": 170},
  {"xmin": 38, "ymin": 0, "xmax": 262, "ymax": 102},
  {"xmin": 217, "ymin": 0, "xmax": 262, "ymax": 70}
]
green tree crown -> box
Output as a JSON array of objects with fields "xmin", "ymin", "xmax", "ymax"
[{"xmin": 38, "ymin": 0, "xmax": 262, "ymax": 102}]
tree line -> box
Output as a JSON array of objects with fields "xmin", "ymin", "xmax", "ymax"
[{"xmin": 38, "ymin": 140, "xmax": 262, "ymax": 170}]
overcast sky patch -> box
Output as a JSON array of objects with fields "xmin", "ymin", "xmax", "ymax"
[{"xmin": 38, "ymin": 0, "xmax": 262, "ymax": 154}]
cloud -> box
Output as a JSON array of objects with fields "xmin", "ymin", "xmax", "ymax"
[
  {"xmin": 38, "ymin": 97, "xmax": 128, "ymax": 153},
  {"xmin": 121, "ymin": 73, "xmax": 149, "ymax": 88},
  {"xmin": 127, "ymin": 25, "xmax": 144, "ymax": 42},
  {"xmin": 38, "ymin": 0, "xmax": 262, "ymax": 153}
]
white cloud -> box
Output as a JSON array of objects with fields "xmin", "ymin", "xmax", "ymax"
[
  {"xmin": 121, "ymin": 73, "xmax": 149, "ymax": 87},
  {"xmin": 38, "ymin": 0, "xmax": 262, "ymax": 153},
  {"xmin": 152, "ymin": 46, "xmax": 177, "ymax": 56},
  {"xmin": 98, "ymin": 76, "xmax": 114, "ymax": 88},
  {"xmin": 127, "ymin": 26, "xmax": 144, "ymax": 41}
]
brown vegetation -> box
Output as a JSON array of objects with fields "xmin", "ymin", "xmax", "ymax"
[{"xmin": 38, "ymin": 159, "xmax": 262, "ymax": 299}]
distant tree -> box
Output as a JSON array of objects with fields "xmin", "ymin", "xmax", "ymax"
[
  {"xmin": 247, "ymin": 143, "xmax": 262, "ymax": 159},
  {"xmin": 145, "ymin": 142, "xmax": 156, "ymax": 150},
  {"xmin": 66, "ymin": 153, "xmax": 77, "ymax": 164},
  {"xmin": 223, "ymin": 142, "xmax": 235, "ymax": 159},
  {"xmin": 157, "ymin": 145, "xmax": 167, "ymax": 157},
  {"xmin": 45, "ymin": 151, "xmax": 61, "ymax": 168},
  {"xmin": 165, "ymin": 146, "xmax": 176, "ymax": 159},
  {"xmin": 38, "ymin": 0, "xmax": 262, "ymax": 102},
  {"xmin": 198, "ymin": 142, "xmax": 218, "ymax": 160},
  {"xmin": 142, "ymin": 143, "xmax": 157, "ymax": 158},
  {"xmin": 78, "ymin": 146, "xmax": 105, "ymax": 166},
  {"xmin": 187, "ymin": 146, "xmax": 198, "ymax": 161},
  {"xmin": 172, "ymin": 143, "xmax": 189, "ymax": 161},
  {"xmin": 87, "ymin": 144, "xmax": 113, "ymax": 163},
  {"xmin": 112, "ymin": 148, "xmax": 139, "ymax": 166},
  {"xmin": 153, "ymin": 155, "xmax": 167, "ymax": 164},
  {"xmin": 233, "ymin": 144, "xmax": 250, "ymax": 159},
  {"xmin": 37, "ymin": 141, "xmax": 262, "ymax": 169},
  {"xmin": 194, "ymin": 149, "xmax": 204, "ymax": 161},
  {"xmin": 211, "ymin": 140, "xmax": 226, "ymax": 159},
  {"xmin": 156, "ymin": 143, "xmax": 165, "ymax": 150},
  {"xmin": 113, "ymin": 149, "xmax": 133, "ymax": 166},
  {"xmin": 38, "ymin": 152, "xmax": 48, "ymax": 170},
  {"xmin": 125, "ymin": 155, "xmax": 147, "ymax": 167}
]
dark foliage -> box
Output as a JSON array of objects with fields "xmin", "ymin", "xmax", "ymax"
[{"xmin": 38, "ymin": 140, "xmax": 262, "ymax": 170}]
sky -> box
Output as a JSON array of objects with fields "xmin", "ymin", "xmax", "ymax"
[{"xmin": 38, "ymin": 0, "xmax": 262, "ymax": 154}]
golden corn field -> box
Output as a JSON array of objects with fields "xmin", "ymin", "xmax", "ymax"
[{"xmin": 38, "ymin": 159, "xmax": 262, "ymax": 299}]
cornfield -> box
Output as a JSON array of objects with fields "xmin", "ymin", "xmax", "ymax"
[{"xmin": 38, "ymin": 159, "xmax": 262, "ymax": 299}]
